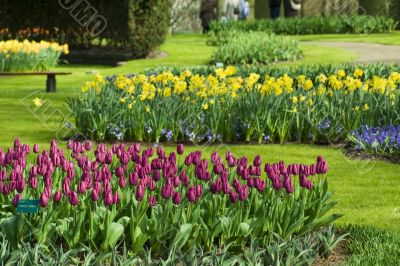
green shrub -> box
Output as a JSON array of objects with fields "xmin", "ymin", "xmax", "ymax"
[
  {"xmin": 210, "ymin": 16, "xmax": 398, "ymax": 37},
  {"xmin": 0, "ymin": 0, "xmax": 170, "ymax": 58},
  {"xmin": 212, "ymin": 31, "xmax": 302, "ymax": 65},
  {"xmin": 389, "ymin": 0, "xmax": 400, "ymax": 29}
]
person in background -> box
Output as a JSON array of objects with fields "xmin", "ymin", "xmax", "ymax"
[
  {"xmin": 200, "ymin": 0, "xmax": 218, "ymax": 33},
  {"xmin": 222, "ymin": 0, "xmax": 240, "ymax": 21},
  {"xmin": 269, "ymin": 0, "xmax": 282, "ymax": 19},
  {"xmin": 239, "ymin": 0, "xmax": 251, "ymax": 20}
]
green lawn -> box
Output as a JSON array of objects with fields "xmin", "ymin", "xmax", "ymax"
[
  {"xmin": 0, "ymin": 33, "xmax": 399, "ymax": 233},
  {"xmin": 297, "ymin": 31, "xmax": 400, "ymax": 46}
]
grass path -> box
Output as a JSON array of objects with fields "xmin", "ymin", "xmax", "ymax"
[{"xmin": 0, "ymin": 34, "xmax": 399, "ymax": 232}]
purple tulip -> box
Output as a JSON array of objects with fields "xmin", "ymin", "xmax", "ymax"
[
  {"xmin": 53, "ymin": 191, "xmax": 62, "ymax": 203},
  {"xmin": 12, "ymin": 194, "xmax": 22, "ymax": 207},
  {"xmin": 84, "ymin": 141, "xmax": 92, "ymax": 151},
  {"xmin": 69, "ymin": 191, "xmax": 79, "ymax": 206},
  {"xmin": 39, "ymin": 192, "xmax": 49, "ymax": 207},
  {"xmin": 177, "ymin": 144, "xmax": 184, "ymax": 155},
  {"xmin": 161, "ymin": 185, "xmax": 172, "ymax": 199},
  {"xmin": 186, "ymin": 187, "xmax": 197, "ymax": 202},
  {"xmin": 113, "ymin": 191, "xmax": 120, "ymax": 204},
  {"xmin": 91, "ymin": 189, "xmax": 99, "ymax": 201},
  {"xmin": 33, "ymin": 144, "xmax": 40, "ymax": 153},
  {"xmin": 229, "ymin": 191, "xmax": 238, "ymax": 203},
  {"xmin": 30, "ymin": 177, "xmax": 38, "ymax": 189},
  {"xmin": 149, "ymin": 195, "xmax": 157, "ymax": 207},
  {"xmin": 78, "ymin": 181, "xmax": 86, "ymax": 194},
  {"xmin": 136, "ymin": 185, "xmax": 145, "ymax": 201},
  {"xmin": 172, "ymin": 191, "xmax": 182, "ymax": 205},
  {"xmin": 253, "ymin": 155, "xmax": 261, "ymax": 167},
  {"xmin": 119, "ymin": 177, "xmax": 126, "ymax": 188},
  {"xmin": 16, "ymin": 179, "xmax": 25, "ymax": 193},
  {"xmin": 104, "ymin": 191, "xmax": 113, "ymax": 206}
]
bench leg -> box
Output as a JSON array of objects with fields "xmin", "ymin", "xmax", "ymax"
[{"xmin": 46, "ymin": 74, "xmax": 56, "ymax": 93}]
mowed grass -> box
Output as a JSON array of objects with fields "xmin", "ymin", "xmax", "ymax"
[
  {"xmin": 297, "ymin": 31, "xmax": 400, "ymax": 46},
  {"xmin": 0, "ymin": 34, "xmax": 399, "ymax": 232}
]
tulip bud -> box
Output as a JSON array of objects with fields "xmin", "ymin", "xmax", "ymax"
[
  {"xmin": 119, "ymin": 177, "xmax": 126, "ymax": 188},
  {"xmin": 104, "ymin": 192, "xmax": 113, "ymax": 206},
  {"xmin": 91, "ymin": 189, "xmax": 100, "ymax": 201},
  {"xmin": 39, "ymin": 192, "xmax": 49, "ymax": 207},
  {"xmin": 84, "ymin": 141, "xmax": 92, "ymax": 151},
  {"xmin": 33, "ymin": 144, "xmax": 40, "ymax": 153},
  {"xmin": 136, "ymin": 185, "xmax": 145, "ymax": 201},
  {"xmin": 16, "ymin": 179, "xmax": 25, "ymax": 193},
  {"xmin": 186, "ymin": 187, "xmax": 197, "ymax": 202},
  {"xmin": 53, "ymin": 191, "xmax": 62, "ymax": 203},
  {"xmin": 78, "ymin": 181, "xmax": 86, "ymax": 194},
  {"xmin": 253, "ymin": 155, "xmax": 261, "ymax": 167},
  {"xmin": 161, "ymin": 185, "xmax": 172, "ymax": 199},
  {"xmin": 172, "ymin": 191, "xmax": 182, "ymax": 205},
  {"xmin": 149, "ymin": 195, "xmax": 157, "ymax": 207},
  {"xmin": 12, "ymin": 194, "xmax": 22, "ymax": 207},
  {"xmin": 30, "ymin": 177, "xmax": 38, "ymax": 189},
  {"xmin": 177, "ymin": 144, "xmax": 184, "ymax": 155},
  {"xmin": 113, "ymin": 191, "xmax": 120, "ymax": 204},
  {"xmin": 229, "ymin": 191, "xmax": 238, "ymax": 203}
]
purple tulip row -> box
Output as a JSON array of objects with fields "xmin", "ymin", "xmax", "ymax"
[{"xmin": 0, "ymin": 139, "xmax": 328, "ymax": 208}]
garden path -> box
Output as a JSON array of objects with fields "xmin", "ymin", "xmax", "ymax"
[{"xmin": 304, "ymin": 41, "xmax": 400, "ymax": 63}]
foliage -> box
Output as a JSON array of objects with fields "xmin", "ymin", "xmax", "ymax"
[
  {"xmin": 0, "ymin": 139, "xmax": 338, "ymax": 256},
  {"xmin": 349, "ymin": 125, "xmax": 400, "ymax": 156},
  {"xmin": 0, "ymin": 40, "xmax": 68, "ymax": 72},
  {"xmin": 0, "ymin": 0, "xmax": 170, "ymax": 58},
  {"xmin": 211, "ymin": 31, "xmax": 302, "ymax": 65},
  {"xmin": 0, "ymin": 227, "xmax": 347, "ymax": 265},
  {"xmin": 389, "ymin": 0, "xmax": 400, "ymax": 29},
  {"xmin": 209, "ymin": 16, "xmax": 398, "ymax": 37},
  {"xmin": 345, "ymin": 225, "xmax": 400, "ymax": 265},
  {"xmin": 69, "ymin": 67, "xmax": 400, "ymax": 144}
]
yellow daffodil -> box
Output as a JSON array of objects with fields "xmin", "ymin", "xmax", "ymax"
[{"xmin": 33, "ymin": 97, "xmax": 43, "ymax": 107}]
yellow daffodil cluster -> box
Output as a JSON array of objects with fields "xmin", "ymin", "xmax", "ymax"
[
  {"xmin": 0, "ymin": 40, "xmax": 68, "ymax": 55},
  {"xmin": 80, "ymin": 67, "xmax": 400, "ymax": 109}
]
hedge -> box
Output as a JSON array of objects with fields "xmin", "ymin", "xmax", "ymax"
[
  {"xmin": 209, "ymin": 16, "xmax": 398, "ymax": 37},
  {"xmin": 0, "ymin": 0, "xmax": 170, "ymax": 58}
]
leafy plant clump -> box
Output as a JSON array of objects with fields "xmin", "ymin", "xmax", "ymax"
[{"xmin": 211, "ymin": 31, "xmax": 302, "ymax": 65}]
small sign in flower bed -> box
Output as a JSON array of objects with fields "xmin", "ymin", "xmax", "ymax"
[{"xmin": 0, "ymin": 139, "xmax": 340, "ymax": 262}]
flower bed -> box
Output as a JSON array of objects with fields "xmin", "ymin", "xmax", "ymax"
[
  {"xmin": 350, "ymin": 125, "xmax": 400, "ymax": 156},
  {"xmin": 0, "ymin": 40, "xmax": 68, "ymax": 72},
  {"xmin": 0, "ymin": 139, "xmax": 338, "ymax": 258},
  {"xmin": 68, "ymin": 67, "xmax": 400, "ymax": 143},
  {"xmin": 211, "ymin": 31, "xmax": 302, "ymax": 65}
]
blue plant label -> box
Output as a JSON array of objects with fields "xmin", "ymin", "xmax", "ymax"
[{"xmin": 17, "ymin": 199, "xmax": 39, "ymax": 214}]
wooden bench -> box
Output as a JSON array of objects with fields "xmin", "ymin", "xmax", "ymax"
[{"xmin": 0, "ymin": 72, "xmax": 72, "ymax": 93}]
